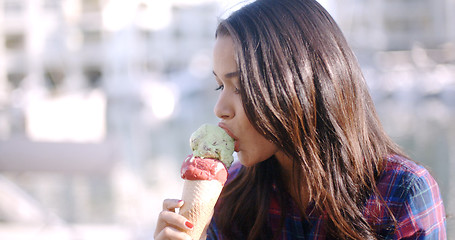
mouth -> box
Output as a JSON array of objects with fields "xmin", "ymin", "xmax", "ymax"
[{"xmin": 218, "ymin": 122, "xmax": 240, "ymax": 152}]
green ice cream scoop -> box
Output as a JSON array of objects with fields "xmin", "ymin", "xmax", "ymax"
[{"xmin": 190, "ymin": 124, "xmax": 235, "ymax": 169}]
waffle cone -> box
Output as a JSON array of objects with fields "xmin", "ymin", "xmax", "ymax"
[{"xmin": 179, "ymin": 180, "xmax": 223, "ymax": 240}]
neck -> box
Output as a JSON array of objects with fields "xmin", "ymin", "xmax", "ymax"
[{"xmin": 275, "ymin": 151, "xmax": 310, "ymax": 213}]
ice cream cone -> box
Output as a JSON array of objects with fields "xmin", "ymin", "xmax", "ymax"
[
  {"xmin": 179, "ymin": 179, "xmax": 223, "ymax": 240},
  {"xmin": 179, "ymin": 124, "xmax": 234, "ymax": 239}
]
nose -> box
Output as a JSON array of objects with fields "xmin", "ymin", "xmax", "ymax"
[{"xmin": 214, "ymin": 91, "xmax": 234, "ymax": 120}]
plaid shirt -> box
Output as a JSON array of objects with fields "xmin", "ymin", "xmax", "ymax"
[{"xmin": 207, "ymin": 155, "xmax": 446, "ymax": 239}]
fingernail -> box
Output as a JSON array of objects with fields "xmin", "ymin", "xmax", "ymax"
[{"xmin": 185, "ymin": 221, "xmax": 194, "ymax": 229}]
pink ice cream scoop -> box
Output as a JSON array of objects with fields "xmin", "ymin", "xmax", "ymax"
[{"xmin": 181, "ymin": 154, "xmax": 228, "ymax": 184}]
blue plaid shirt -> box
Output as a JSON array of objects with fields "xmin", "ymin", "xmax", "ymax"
[{"xmin": 207, "ymin": 155, "xmax": 446, "ymax": 239}]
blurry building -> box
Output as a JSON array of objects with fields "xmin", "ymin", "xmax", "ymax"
[
  {"xmin": 0, "ymin": 0, "xmax": 219, "ymax": 140},
  {"xmin": 0, "ymin": 0, "xmax": 222, "ymax": 238},
  {"xmin": 335, "ymin": 0, "xmax": 455, "ymax": 51},
  {"xmin": 331, "ymin": 0, "xmax": 455, "ymax": 98}
]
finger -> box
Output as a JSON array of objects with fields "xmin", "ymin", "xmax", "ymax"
[
  {"xmin": 155, "ymin": 226, "xmax": 192, "ymax": 240},
  {"xmin": 162, "ymin": 199, "xmax": 184, "ymax": 212},
  {"xmin": 158, "ymin": 210, "xmax": 193, "ymax": 231}
]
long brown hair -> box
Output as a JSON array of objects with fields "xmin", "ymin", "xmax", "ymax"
[{"xmin": 215, "ymin": 0, "xmax": 404, "ymax": 239}]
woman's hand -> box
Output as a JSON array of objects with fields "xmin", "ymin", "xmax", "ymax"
[{"xmin": 154, "ymin": 199, "xmax": 194, "ymax": 240}]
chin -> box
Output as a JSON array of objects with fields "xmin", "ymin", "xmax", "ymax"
[
  {"xmin": 238, "ymin": 153, "xmax": 265, "ymax": 167},
  {"xmin": 237, "ymin": 153, "xmax": 252, "ymax": 167},
  {"xmin": 239, "ymin": 160, "xmax": 254, "ymax": 167}
]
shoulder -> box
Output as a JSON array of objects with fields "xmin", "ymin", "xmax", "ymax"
[
  {"xmin": 382, "ymin": 154, "xmax": 429, "ymax": 178},
  {"xmin": 378, "ymin": 154, "xmax": 443, "ymax": 209},
  {"xmin": 375, "ymin": 155, "xmax": 446, "ymax": 239},
  {"xmin": 377, "ymin": 155, "xmax": 437, "ymax": 196}
]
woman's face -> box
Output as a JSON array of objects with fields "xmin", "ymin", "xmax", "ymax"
[{"xmin": 213, "ymin": 36, "xmax": 280, "ymax": 167}]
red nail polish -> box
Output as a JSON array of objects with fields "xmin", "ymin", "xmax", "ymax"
[{"xmin": 185, "ymin": 221, "xmax": 194, "ymax": 229}]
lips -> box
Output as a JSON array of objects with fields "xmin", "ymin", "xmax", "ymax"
[
  {"xmin": 218, "ymin": 122, "xmax": 240, "ymax": 152},
  {"xmin": 234, "ymin": 141, "xmax": 239, "ymax": 152}
]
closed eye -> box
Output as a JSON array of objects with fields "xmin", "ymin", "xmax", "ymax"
[{"xmin": 215, "ymin": 85, "xmax": 224, "ymax": 91}]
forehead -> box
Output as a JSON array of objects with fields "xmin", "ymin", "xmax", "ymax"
[{"xmin": 213, "ymin": 36, "xmax": 238, "ymax": 76}]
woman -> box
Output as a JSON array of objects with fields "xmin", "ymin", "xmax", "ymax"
[{"xmin": 154, "ymin": 0, "xmax": 446, "ymax": 239}]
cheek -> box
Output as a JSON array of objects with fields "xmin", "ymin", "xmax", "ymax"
[{"xmin": 236, "ymin": 105, "xmax": 278, "ymax": 166}]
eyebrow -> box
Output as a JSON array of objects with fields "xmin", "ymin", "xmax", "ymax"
[{"xmin": 212, "ymin": 71, "xmax": 240, "ymax": 79}]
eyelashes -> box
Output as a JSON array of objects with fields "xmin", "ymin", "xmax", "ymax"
[
  {"xmin": 215, "ymin": 85, "xmax": 224, "ymax": 91},
  {"xmin": 215, "ymin": 85, "xmax": 240, "ymax": 94}
]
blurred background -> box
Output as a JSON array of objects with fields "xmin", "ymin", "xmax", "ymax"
[{"xmin": 0, "ymin": 0, "xmax": 453, "ymax": 239}]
